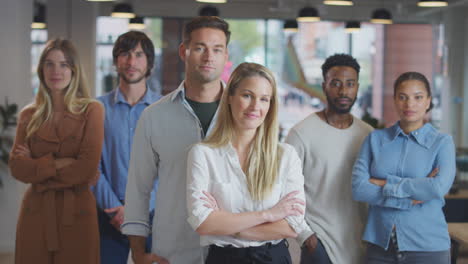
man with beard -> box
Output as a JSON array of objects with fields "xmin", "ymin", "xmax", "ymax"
[
  {"xmin": 122, "ymin": 16, "xmax": 230, "ymax": 264},
  {"xmin": 92, "ymin": 31, "xmax": 160, "ymax": 264},
  {"xmin": 286, "ymin": 54, "xmax": 373, "ymax": 264}
]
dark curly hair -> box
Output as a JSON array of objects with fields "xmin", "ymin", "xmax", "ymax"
[
  {"xmin": 394, "ymin": 71, "xmax": 434, "ymax": 113},
  {"xmin": 321, "ymin": 53, "xmax": 360, "ymax": 79}
]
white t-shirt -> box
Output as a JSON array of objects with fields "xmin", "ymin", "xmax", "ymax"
[{"xmin": 186, "ymin": 142, "xmax": 307, "ymax": 248}]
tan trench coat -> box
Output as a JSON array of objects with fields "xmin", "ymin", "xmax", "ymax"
[{"xmin": 9, "ymin": 102, "xmax": 104, "ymax": 264}]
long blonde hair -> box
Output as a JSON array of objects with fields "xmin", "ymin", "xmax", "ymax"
[
  {"xmin": 26, "ymin": 38, "xmax": 95, "ymax": 138},
  {"xmin": 204, "ymin": 62, "xmax": 281, "ymax": 201}
]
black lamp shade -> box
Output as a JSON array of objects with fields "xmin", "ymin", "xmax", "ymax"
[
  {"xmin": 129, "ymin": 16, "xmax": 145, "ymax": 29},
  {"xmin": 199, "ymin": 5, "xmax": 220, "ymax": 16},
  {"xmin": 284, "ymin": 20, "xmax": 299, "ymax": 32},
  {"xmin": 297, "ymin": 7, "xmax": 320, "ymax": 22},
  {"xmin": 32, "ymin": 3, "xmax": 46, "ymax": 29},
  {"xmin": 370, "ymin": 8, "xmax": 392, "ymax": 24},
  {"xmin": 111, "ymin": 3, "xmax": 135, "ymax": 18},
  {"xmin": 345, "ymin": 21, "xmax": 360, "ymax": 33}
]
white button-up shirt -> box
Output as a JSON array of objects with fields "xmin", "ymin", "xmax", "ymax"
[
  {"xmin": 122, "ymin": 81, "xmax": 220, "ymax": 264},
  {"xmin": 187, "ymin": 142, "xmax": 307, "ymax": 248}
]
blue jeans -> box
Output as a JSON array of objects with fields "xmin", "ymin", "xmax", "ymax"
[
  {"xmin": 97, "ymin": 208, "xmax": 153, "ymax": 264},
  {"xmin": 366, "ymin": 242, "xmax": 450, "ymax": 264},
  {"xmin": 300, "ymin": 239, "xmax": 332, "ymax": 264}
]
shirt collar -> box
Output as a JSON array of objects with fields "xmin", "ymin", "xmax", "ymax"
[
  {"xmin": 170, "ymin": 80, "xmax": 226, "ymax": 102},
  {"xmin": 387, "ymin": 121, "xmax": 438, "ymax": 149},
  {"xmin": 112, "ymin": 85, "xmax": 158, "ymax": 106}
]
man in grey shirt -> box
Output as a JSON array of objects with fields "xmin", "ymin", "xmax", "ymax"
[{"xmin": 122, "ymin": 16, "xmax": 230, "ymax": 264}]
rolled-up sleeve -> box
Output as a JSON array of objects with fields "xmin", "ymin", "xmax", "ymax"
[
  {"xmin": 186, "ymin": 145, "xmax": 213, "ymax": 230},
  {"xmin": 281, "ymin": 145, "xmax": 307, "ymax": 235},
  {"xmin": 122, "ymin": 109, "xmax": 158, "ymax": 237}
]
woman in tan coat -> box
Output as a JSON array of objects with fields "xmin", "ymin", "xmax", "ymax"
[{"xmin": 9, "ymin": 38, "xmax": 104, "ymax": 264}]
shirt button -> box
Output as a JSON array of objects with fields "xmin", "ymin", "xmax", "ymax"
[{"xmin": 414, "ymin": 132, "xmax": 418, "ymax": 135}]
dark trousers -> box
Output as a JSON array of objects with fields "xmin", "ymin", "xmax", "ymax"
[
  {"xmin": 205, "ymin": 239, "xmax": 292, "ymax": 264},
  {"xmin": 97, "ymin": 208, "xmax": 153, "ymax": 264},
  {"xmin": 300, "ymin": 239, "xmax": 332, "ymax": 264},
  {"xmin": 366, "ymin": 242, "xmax": 451, "ymax": 264}
]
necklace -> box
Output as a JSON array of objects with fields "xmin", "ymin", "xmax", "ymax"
[{"xmin": 323, "ymin": 110, "xmax": 353, "ymax": 128}]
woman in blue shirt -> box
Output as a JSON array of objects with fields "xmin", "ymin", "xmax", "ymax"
[{"xmin": 352, "ymin": 71, "xmax": 456, "ymax": 263}]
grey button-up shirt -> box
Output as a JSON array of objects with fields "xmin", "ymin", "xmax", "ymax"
[{"xmin": 122, "ymin": 81, "xmax": 220, "ymax": 264}]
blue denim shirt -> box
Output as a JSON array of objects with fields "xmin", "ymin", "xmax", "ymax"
[
  {"xmin": 352, "ymin": 122, "xmax": 456, "ymax": 251},
  {"xmin": 92, "ymin": 87, "xmax": 160, "ymax": 211}
]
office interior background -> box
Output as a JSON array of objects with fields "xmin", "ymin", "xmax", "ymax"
[{"xmin": 1, "ymin": 0, "xmax": 468, "ymax": 263}]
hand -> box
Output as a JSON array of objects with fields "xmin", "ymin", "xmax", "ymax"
[
  {"xmin": 200, "ymin": 191, "xmax": 220, "ymax": 211},
  {"xmin": 104, "ymin": 206, "xmax": 124, "ymax": 231},
  {"xmin": 304, "ymin": 234, "xmax": 318, "ymax": 254},
  {"xmin": 412, "ymin": 200, "xmax": 423, "ymax": 205},
  {"xmin": 369, "ymin": 178, "xmax": 386, "ymax": 187},
  {"xmin": 427, "ymin": 168, "xmax": 439, "ymax": 178},
  {"xmin": 13, "ymin": 145, "xmax": 31, "ymax": 158},
  {"xmin": 132, "ymin": 251, "xmax": 169, "ymax": 264},
  {"xmin": 264, "ymin": 190, "xmax": 305, "ymax": 222},
  {"xmin": 55, "ymin": 158, "xmax": 75, "ymax": 169}
]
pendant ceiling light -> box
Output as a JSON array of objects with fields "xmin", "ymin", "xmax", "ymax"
[
  {"xmin": 199, "ymin": 5, "xmax": 220, "ymax": 16},
  {"xmin": 32, "ymin": 2, "xmax": 46, "ymax": 29},
  {"xmin": 111, "ymin": 3, "xmax": 136, "ymax": 18},
  {"xmin": 417, "ymin": 0, "xmax": 448, "ymax": 7},
  {"xmin": 370, "ymin": 8, "xmax": 393, "ymax": 24},
  {"xmin": 196, "ymin": 0, "xmax": 227, "ymax": 3},
  {"xmin": 283, "ymin": 20, "xmax": 299, "ymax": 33},
  {"xmin": 297, "ymin": 7, "xmax": 320, "ymax": 22},
  {"xmin": 324, "ymin": 0, "xmax": 353, "ymax": 6},
  {"xmin": 345, "ymin": 21, "xmax": 360, "ymax": 33},
  {"xmin": 128, "ymin": 16, "xmax": 145, "ymax": 30}
]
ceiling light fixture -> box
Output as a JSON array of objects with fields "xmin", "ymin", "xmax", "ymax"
[
  {"xmin": 196, "ymin": 0, "xmax": 227, "ymax": 3},
  {"xmin": 345, "ymin": 21, "xmax": 360, "ymax": 33},
  {"xmin": 32, "ymin": 2, "xmax": 46, "ymax": 29},
  {"xmin": 417, "ymin": 0, "xmax": 448, "ymax": 7},
  {"xmin": 324, "ymin": 0, "xmax": 353, "ymax": 6},
  {"xmin": 297, "ymin": 7, "xmax": 320, "ymax": 22},
  {"xmin": 111, "ymin": 3, "xmax": 136, "ymax": 18},
  {"xmin": 370, "ymin": 8, "xmax": 393, "ymax": 24},
  {"xmin": 128, "ymin": 16, "xmax": 145, "ymax": 30},
  {"xmin": 283, "ymin": 20, "xmax": 299, "ymax": 33}
]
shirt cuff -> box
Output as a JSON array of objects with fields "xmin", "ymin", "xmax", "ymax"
[
  {"xmin": 187, "ymin": 207, "xmax": 213, "ymax": 231},
  {"xmin": 296, "ymin": 226, "xmax": 314, "ymax": 246},
  {"xmin": 383, "ymin": 175, "xmax": 406, "ymax": 198},
  {"xmin": 121, "ymin": 221, "xmax": 151, "ymax": 237}
]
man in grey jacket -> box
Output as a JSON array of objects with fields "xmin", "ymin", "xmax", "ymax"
[{"xmin": 122, "ymin": 16, "xmax": 230, "ymax": 264}]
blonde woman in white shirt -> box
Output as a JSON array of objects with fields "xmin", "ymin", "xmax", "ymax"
[{"xmin": 187, "ymin": 62, "xmax": 307, "ymax": 264}]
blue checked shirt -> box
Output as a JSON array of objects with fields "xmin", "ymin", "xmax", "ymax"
[
  {"xmin": 352, "ymin": 122, "xmax": 456, "ymax": 251},
  {"xmin": 92, "ymin": 87, "xmax": 160, "ymax": 212}
]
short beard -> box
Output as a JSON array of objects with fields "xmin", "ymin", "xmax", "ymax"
[
  {"xmin": 120, "ymin": 73, "xmax": 146, "ymax": 85},
  {"xmin": 325, "ymin": 93, "xmax": 357, "ymax": 114}
]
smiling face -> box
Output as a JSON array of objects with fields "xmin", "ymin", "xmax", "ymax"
[
  {"xmin": 180, "ymin": 27, "xmax": 228, "ymax": 85},
  {"xmin": 228, "ymin": 76, "xmax": 273, "ymax": 133},
  {"xmin": 323, "ymin": 66, "xmax": 359, "ymax": 114},
  {"xmin": 394, "ymin": 79, "xmax": 431, "ymax": 127},
  {"xmin": 116, "ymin": 42, "xmax": 148, "ymax": 85}
]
